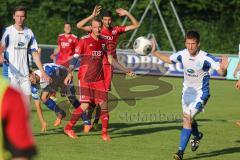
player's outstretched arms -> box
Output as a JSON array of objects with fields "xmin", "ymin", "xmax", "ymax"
[
  {"xmin": 77, "ymin": 5, "xmax": 101, "ymax": 32},
  {"xmin": 236, "ymin": 79, "xmax": 240, "ymax": 90},
  {"xmin": 217, "ymin": 55, "xmax": 229, "ymax": 76},
  {"xmin": 151, "ymin": 40, "xmax": 172, "ymax": 64},
  {"xmin": 108, "ymin": 55, "xmax": 135, "ymax": 77},
  {"xmin": 233, "ymin": 61, "xmax": 240, "ymax": 78},
  {"xmin": 116, "ymin": 8, "xmax": 139, "ymax": 32}
]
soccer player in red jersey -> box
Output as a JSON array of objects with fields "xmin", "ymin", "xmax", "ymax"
[
  {"xmin": 50, "ymin": 22, "xmax": 79, "ymax": 68},
  {"xmin": 64, "ymin": 17, "xmax": 134, "ymax": 140},
  {"xmin": 77, "ymin": 6, "xmax": 139, "ymax": 128},
  {"xmin": 0, "ymin": 76, "xmax": 37, "ymax": 159}
]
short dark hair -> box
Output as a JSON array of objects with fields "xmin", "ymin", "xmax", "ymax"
[
  {"xmin": 64, "ymin": 22, "xmax": 71, "ymax": 26},
  {"xmin": 185, "ymin": 30, "xmax": 200, "ymax": 43},
  {"xmin": 101, "ymin": 10, "xmax": 112, "ymax": 18},
  {"xmin": 14, "ymin": 6, "xmax": 27, "ymax": 16}
]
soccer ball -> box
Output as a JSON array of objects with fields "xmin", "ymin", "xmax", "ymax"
[{"xmin": 133, "ymin": 36, "xmax": 152, "ymax": 56}]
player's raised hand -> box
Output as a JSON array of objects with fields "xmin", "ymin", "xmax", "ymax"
[
  {"xmin": 116, "ymin": 8, "xmax": 128, "ymax": 16},
  {"xmin": 92, "ymin": 5, "xmax": 101, "ymax": 17}
]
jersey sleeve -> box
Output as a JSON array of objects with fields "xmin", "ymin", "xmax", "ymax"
[
  {"xmin": 206, "ymin": 53, "xmax": 220, "ymax": 71},
  {"xmin": 1, "ymin": 28, "xmax": 9, "ymax": 48},
  {"xmin": 169, "ymin": 51, "xmax": 183, "ymax": 64},
  {"xmin": 74, "ymin": 38, "xmax": 84, "ymax": 56},
  {"xmin": 57, "ymin": 35, "xmax": 61, "ymax": 46},
  {"xmin": 2, "ymin": 87, "xmax": 37, "ymax": 158},
  {"xmin": 116, "ymin": 26, "xmax": 126, "ymax": 34},
  {"xmin": 31, "ymin": 85, "xmax": 40, "ymax": 100},
  {"xmin": 29, "ymin": 30, "xmax": 38, "ymax": 54}
]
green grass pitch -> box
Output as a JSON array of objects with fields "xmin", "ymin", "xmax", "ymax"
[{"xmin": 1, "ymin": 67, "xmax": 240, "ymax": 160}]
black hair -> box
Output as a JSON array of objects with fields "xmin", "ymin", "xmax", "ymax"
[{"xmin": 185, "ymin": 30, "xmax": 200, "ymax": 43}]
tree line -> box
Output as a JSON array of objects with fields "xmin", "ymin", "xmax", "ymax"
[{"xmin": 0, "ymin": 0, "xmax": 239, "ymax": 54}]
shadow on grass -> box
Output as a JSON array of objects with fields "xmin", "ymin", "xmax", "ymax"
[{"xmin": 185, "ymin": 147, "xmax": 240, "ymax": 160}]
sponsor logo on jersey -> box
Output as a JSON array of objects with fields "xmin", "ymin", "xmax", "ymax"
[
  {"xmin": 61, "ymin": 42, "xmax": 70, "ymax": 47},
  {"xmin": 92, "ymin": 51, "xmax": 103, "ymax": 57},
  {"xmin": 102, "ymin": 35, "xmax": 113, "ymax": 40},
  {"xmin": 18, "ymin": 42, "xmax": 25, "ymax": 47},
  {"xmin": 187, "ymin": 68, "xmax": 195, "ymax": 74}
]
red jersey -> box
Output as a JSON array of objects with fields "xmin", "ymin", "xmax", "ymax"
[
  {"xmin": 101, "ymin": 26, "xmax": 126, "ymax": 64},
  {"xmin": 56, "ymin": 33, "xmax": 78, "ymax": 67},
  {"xmin": 1, "ymin": 86, "xmax": 36, "ymax": 158},
  {"xmin": 75, "ymin": 34, "xmax": 108, "ymax": 82}
]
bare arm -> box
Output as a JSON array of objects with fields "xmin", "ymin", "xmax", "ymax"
[
  {"xmin": 0, "ymin": 42, "xmax": 5, "ymax": 63},
  {"xmin": 50, "ymin": 46, "xmax": 60, "ymax": 60},
  {"xmin": 108, "ymin": 55, "xmax": 134, "ymax": 76},
  {"xmin": 116, "ymin": 8, "xmax": 139, "ymax": 32},
  {"xmin": 76, "ymin": 5, "xmax": 101, "ymax": 32},
  {"xmin": 34, "ymin": 99, "xmax": 47, "ymax": 132},
  {"xmin": 151, "ymin": 40, "xmax": 172, "ymax": 64},
  {"xmin": 32, "ymin": 48, "xmax": 51, "ymax": 82}
]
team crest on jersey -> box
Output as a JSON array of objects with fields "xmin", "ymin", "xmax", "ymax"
[
  {"xmin": 89, "ymin": 43, "xmax": 93, "ymax": 47},
  {"xmin": 68, "ymin": 39, "xmax": 72, "ymax": 43},
  {"xmin": 18, "ymin": 42, "xmax": 25, "ymax": 47},
  {"xmin": 25, "ymin": 35, "xmax": 30, "ymax": 40},
  {"xmin": 187, "ymin": 69, "xmax": 195, "ymax": 74},
  {"xmin": 112, "ymin": 30, "xmax": 117, "ymax": 35}
]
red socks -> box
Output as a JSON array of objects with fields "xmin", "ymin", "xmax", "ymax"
[
  {"xmin": 65, "ymin": 107, "xmax": 84, "ymax": 130},
  {"xmin": 101, "ymin": 110, "xmax": 109, "ymax": 134}
]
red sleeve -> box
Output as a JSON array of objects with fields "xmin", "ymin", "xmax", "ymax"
[
  {"xmin": 116, "ymin": 26, "xmax": 126, "ymax": 34},
  {"xmin": 2, "ymin": 87, "xmax": 37, "ymax": 158},
  {"xmin": 75, "ymin": 38, "xmax": 84, "ymax": 55}
]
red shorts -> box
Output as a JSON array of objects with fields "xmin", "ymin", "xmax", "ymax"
[
  {"xmin": 78, "ymin": 79, "xmax": 107, "ymax": 104},
  {"xmin": 103, "ymin": 64, "xmax": 113, "ymax": 91}
]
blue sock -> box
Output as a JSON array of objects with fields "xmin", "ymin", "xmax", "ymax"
[
  {"xmin": 191, "ymin": 120, "xmax": 200, "ymax": 139},
  {"xmin": 81, "ymin": 112, "xmax": 91, "ymax": 125},
  {"xmin": 178, "ymin": 128, "xmax": 192, "ymax": 152},
  {"xmin": 44, "ymin": 98, "xmax": 64, "ymax": 115}
]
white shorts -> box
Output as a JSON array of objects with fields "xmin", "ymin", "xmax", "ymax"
[
  {"xmin": 182, "ymin": 87, "xmax": 210, "ymax": 118},
  {"xmin": 10, "ymin": 76, "xmax": 31, "ymax": 96}
]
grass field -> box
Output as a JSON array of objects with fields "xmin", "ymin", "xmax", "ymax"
[
  {"xmin": 1, "ymin": 66, "xmax": 240, "ymax": 160},
  {"xmin": 27, "ymin": 73, "xmax": 240, "ymax": 160}
]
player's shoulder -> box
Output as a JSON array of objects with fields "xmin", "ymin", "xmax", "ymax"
[
  {"xmin": 71, "ymin": 34, "xmax": 78, "ymax": 39},
  {"xmin": 3, "ymin": 25, "xmax": 13, "ymax": 34},
  {"xmin": 201, "ymin": 50, "xmax": 219, "ymax": 62},
  {"xmin": 58, "ymin": 33, "xmax": 65, "ymax": 37},
  {"xmin": 175, "ymin": 49, "xmax": 187, "ymax": 55},
  {"xmin": 80, "ymin": 34, "xmax": 90, "ymax": 40}
]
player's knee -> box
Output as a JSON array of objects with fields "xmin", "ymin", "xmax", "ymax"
[{"xmin": 183, "ymin": 113, "xmax": 192, "ymax": 126}]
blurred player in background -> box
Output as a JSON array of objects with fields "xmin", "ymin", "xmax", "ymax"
[
  {"xmin": 0, "ymin": 6, "xmax": 50, "ymax": 101},
  {"xmin": 77, "ymin": 5, "xmax": 139, "ymax": 128},
  {"xmin": 152, "ymin": 30, "xmax": 229, "ymax": 160},
  {"xmin": 50, "ymin": 22, "xmax": 79, "ymax": 68},
  {"xmin": 64, "ymin": 18, "xmax": 134, "ymax": 140},
  {"xmin": 0, "ymin": 75, "xmax": 37, "ymax": 159},
  {"xmin": 29, "ymin": 63, "xmax": 91, "ymax": 132}
]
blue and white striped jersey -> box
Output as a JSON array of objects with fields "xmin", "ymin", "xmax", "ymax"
[{"xmin": 170, "ymin": 49, "xmax": 220, "ymax": 92}]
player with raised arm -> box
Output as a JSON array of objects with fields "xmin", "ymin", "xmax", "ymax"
[
  {"xmin": 29, "ymin": 63, "xmax": 91, "ymax": 132},
  {"xmin": 77, "ymin": 5, "xmax": 139, "ymax": 128},
  {"xmin": 0, "ymin": 6, "xmax": 50, "ymax": 101},
  {"xmin": 152, "ymin": 30, "xmax": 228, "ymax": 160},
  {"xmin": 64, "ymin": 17, "xmax": 134, "ymax": 140}
]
